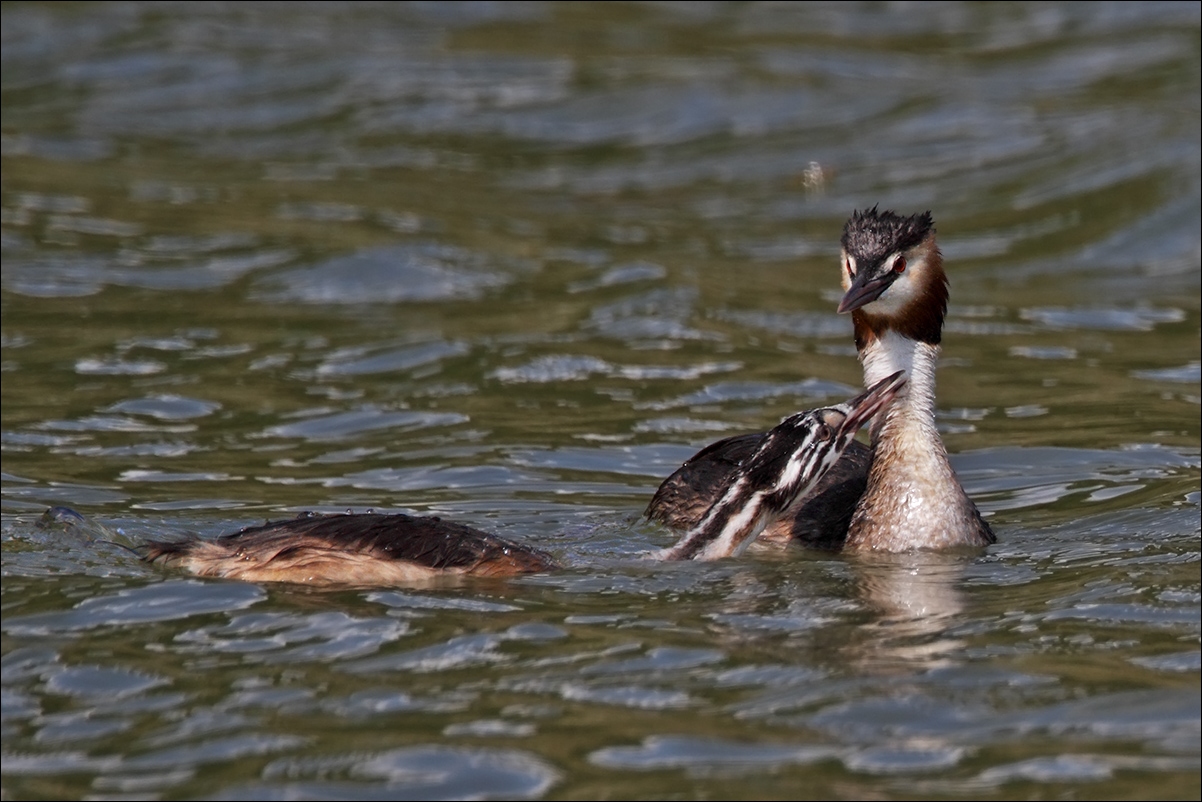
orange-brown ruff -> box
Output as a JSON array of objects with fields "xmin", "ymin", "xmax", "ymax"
[{"xmin": 647, "ymin": 208, "xmax": 994, "ymax": 551}]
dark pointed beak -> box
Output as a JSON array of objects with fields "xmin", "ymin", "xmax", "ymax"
[{"xmin": 837, "ymin": 269, "xmax": 896, "ymax": 314}]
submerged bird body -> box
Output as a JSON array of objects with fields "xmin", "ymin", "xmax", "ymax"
[
  {"xmin": 648, "ymin": 208, "xmax": 994, "ymax": 551},
  {"xmin": 141, "ymin": 512, "xmax": 558, "ymax": 584}
]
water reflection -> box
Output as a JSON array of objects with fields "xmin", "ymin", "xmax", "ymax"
[{"xmin": 849, "ymin": 551, "xmax": 973, "ymax": 674}]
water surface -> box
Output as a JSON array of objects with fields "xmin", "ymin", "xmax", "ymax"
[{"xmin": 2, "ymin": 2, "xmax": 1199, "ymax": 799}]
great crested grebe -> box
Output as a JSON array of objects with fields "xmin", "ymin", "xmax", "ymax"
[
  {"xmin": 647, "ymin": 207, "xmax": 995, "ymax": 551},
  {"xmin": 134, "ymin": 373, "xmax": 905, "ymax": 584}
]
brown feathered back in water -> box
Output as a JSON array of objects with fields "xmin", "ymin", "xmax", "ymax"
[{"xmin": 142, "ymin": 512, "xmax": 558, "ymax": 585}]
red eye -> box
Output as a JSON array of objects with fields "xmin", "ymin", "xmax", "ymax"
[{"xmin": 894, "ymin": 257, "xmax": 906, "ymax": 274}]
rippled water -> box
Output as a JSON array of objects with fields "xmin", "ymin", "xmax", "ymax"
[{"xmin": 2, "ymin": 2, "xmax": 1199, "ymax": 799}]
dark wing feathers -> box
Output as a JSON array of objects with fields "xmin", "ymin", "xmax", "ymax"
[{"xmin": 145, "ymin": 512, "xmax": 558, "ymax": 576}]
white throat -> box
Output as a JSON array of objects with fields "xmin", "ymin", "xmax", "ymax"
[{"xmin": 859, "ymin": 330, "xmax": 938, "ymax": 439}]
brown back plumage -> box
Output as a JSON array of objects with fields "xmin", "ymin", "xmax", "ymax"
[{"xmin": 143, "ymin": 512, "xmax": 558, "ymax": 584}]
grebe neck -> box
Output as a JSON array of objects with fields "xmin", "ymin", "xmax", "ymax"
[
  {"xmin": 860, "ymin": 330, "xmax": 939, "ymax": 442},
  {"xmin": 847, "ymin": 331, "xmax": 992, "ymax": 551}
]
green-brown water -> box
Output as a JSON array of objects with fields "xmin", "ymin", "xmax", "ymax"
[{"xmin": 3, "ymin": 3, "xmax": 1199, "ymax": 799}]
